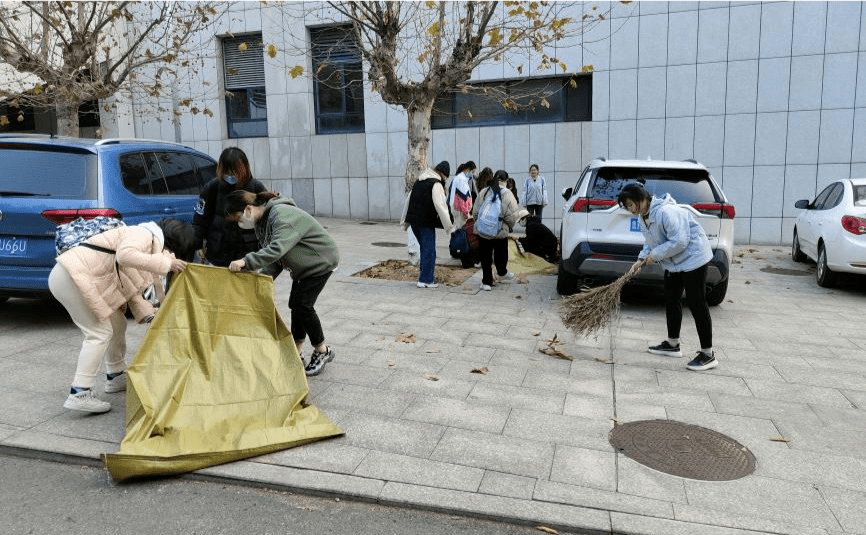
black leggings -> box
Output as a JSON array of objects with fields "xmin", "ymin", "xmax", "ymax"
[
  {"xmin": 664, "ymin": 264, "xmax": 712, "ymax": 349},
  {"xmin": 289, "ymin": 271, "xmax": 332, "ymax": 346},
  {"xmin": 478, "ymin": 237, "xmax": 509, "ymax": 286}
]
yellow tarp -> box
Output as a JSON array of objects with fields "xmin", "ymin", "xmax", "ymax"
[
  {"xmin": 507, "ymin": 238, "xmax": 557, "ymax": 275},
  {"xmin": 104, "ymin": 264, "xmax": 343, "ymax": 481}
]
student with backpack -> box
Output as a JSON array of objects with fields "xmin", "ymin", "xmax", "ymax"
[
  {"xmin": 49, "ymin": 219, "xmax": 196, "ymax": 414},
  {"xmin": 472, "ymin": 170, "xmax": 520, "ymax": 291}
]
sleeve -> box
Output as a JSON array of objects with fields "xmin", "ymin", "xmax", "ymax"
[
  {"xmin": 542, "ymin": 177, "xmax": 549, "ymax": 206},
  {"xmin": 115, "ymin": 230, "xmax": 173, "ymax": 275},
  {"xmin": 522, "ymin": 178, "xmax": 529, "ymax": 205},
  {"xmin": 432, "ymin": 182, "xmax": 455, "ymax": 233},
  {"xmin": 399, "ymin": 190, "xmax": 412, "ymax": 230},
  {"xmin": 648, "ymin": 208, "xmax": 690, "ymax": 261},
  {"xmin": 243, "ymin": 208, "xmax": 302, "ymax": 270},
  {"xmin": 501, "ymin": 190, "xmax": 521, "ymax": 231},
  {"xmin": 192, "ymin": 180, "xmax": 217, "ymax": 250}
]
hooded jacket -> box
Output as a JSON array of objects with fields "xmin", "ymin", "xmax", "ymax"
[
  {"xmin": 55, "ymin": 224, "xmax": 174, "ymax": 322},
  {"xmin": 638, "ymin": 194, "xmax": 712, "ymax": 273},
  {"xmin": 401, "ymin": 168, "xmax": 454, "ymax": 233},
  {"xmin": 242, "ymin": 197, "xmax": 340, "ymax": 280},
  {"xmin": 471, "ymin": 182, "xmax": 521, "ymax": 240}
]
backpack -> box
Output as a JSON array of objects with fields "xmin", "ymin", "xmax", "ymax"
[
  {"xmin": 55, "ymin": 216, "xmax": 126, "ymax": 256},
  {"xmin": 473, "ymin": 189, "xmax": 502, "ymax": 239},
  {"xmin": 449, "ymin": 227, "xmax": 471, "ymax": 258}
]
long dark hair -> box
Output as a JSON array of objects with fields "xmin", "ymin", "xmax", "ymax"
[
  {"xmin": 617, "ymin": 183, "xmax": 652, "ymax": 209},
  {"xmin": 217, "ymin": 147, "xmax": 253, "ymax": 188},
  {"xmin": 456, "ymin": 160, "xmax": 477, "ymax": 175},
  {"xmin": 490, "ymin": 170, "xmax": 508, "ymax": 199},
  {"xmin": 476, "ymin": 167, "xmax": 494, "ymax": 191},
  {"xmin": 224, "ymin": 190, "xmax": 279, "ymax": 216}
]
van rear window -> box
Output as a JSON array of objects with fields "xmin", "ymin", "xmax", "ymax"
[
  {"xmin": 0, "ymin": 148, "xmax": 95, "ymax": 198},
  {"xmin": 592, "ymin": 167, "xmax": 719, "ymax": 204}
]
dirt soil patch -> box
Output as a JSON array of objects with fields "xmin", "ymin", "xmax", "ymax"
[{"xmin": 354, "ymin": 259, "xmax": 477, "ymax": 286}]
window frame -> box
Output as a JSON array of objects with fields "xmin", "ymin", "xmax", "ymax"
[
  {"xmin": 310, "ymin": 25, "xmax": 366, "ymax": 135},
  {"xmin": 222, "ymin": 33, "xmax": 268, "ymax": 139}
]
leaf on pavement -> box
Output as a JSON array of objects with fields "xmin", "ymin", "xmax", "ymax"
[
  {"xmin": 595, "ymin": 358, "xmax": 614, "ymax": 364},
  {"xmin": 535, "ymin": 526, "xmax": 559, "ymax": 534},
  {"xmin": 396, "ymin": 333, "xmax": 417, "ymax": 343},
  {"xmin": 470, "ymin": 367, "xmax": 489, "ymax": 375},
  {"xmin": 532, "ymin": 330, "xmax": 541, "ymax": 336},
  {"xmin": 769, "ymin": 436, "xmax": 791, "ymax": 443},
  {"xmin": 423, "ymin": 373, "xmax": 440, "ymax": 381},
  {"xmin": 539, "ymin": 347, "xmax": 573, "ymax": 361},
  {"xmin": 426, "ymin": 348, "xmax": 441, "ymax": 353},
  {"xmin": 387, "ymin": 359, "xmax": 397, "ymax": 368}
]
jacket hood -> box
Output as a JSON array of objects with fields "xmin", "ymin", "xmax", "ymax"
[
  {"xmin": 649, "ymin": 193, "xmax": 677, "ymax": 215},
  {"xmin": 138, "ymin": 221, "xmax": 164, "ymax": 248},
  {"xmin": 418, "ymin": 168, "xmax": 442, "ymax": 182},
  {"xmin": 265, "ymin": 196, "xmax": 297, "ymax": 210}
]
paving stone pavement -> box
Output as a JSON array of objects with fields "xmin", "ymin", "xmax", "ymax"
[{"xmin": 1, "ymin": 218, "xmax": 865, "ymax": 535}]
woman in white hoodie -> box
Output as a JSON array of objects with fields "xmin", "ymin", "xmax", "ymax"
[{"xmin": 49, "ymin": 219, "xmax": 195, "ymax": 414}]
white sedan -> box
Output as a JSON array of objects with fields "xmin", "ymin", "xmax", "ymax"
[{"xmin": 792, "ymin": 178, "xmax": 866, "ymax": 287}]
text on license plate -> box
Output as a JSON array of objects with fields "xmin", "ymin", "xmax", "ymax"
[
  {"xmin": 0, "ymin": 236, "xmax": 28, "ymax": 256},
  {"xmin": 629, "ymin": 217, "xmax": 641, "ymax": 232}
]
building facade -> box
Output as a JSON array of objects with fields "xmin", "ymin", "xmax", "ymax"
[{"xmin": 98, "ymin": 1, "xmax": 866, "ymax": 245}]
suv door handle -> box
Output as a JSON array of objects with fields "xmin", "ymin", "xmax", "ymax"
[{"xmin": 163, "ymin": 207, "xmax": 177, "ymax": 214}]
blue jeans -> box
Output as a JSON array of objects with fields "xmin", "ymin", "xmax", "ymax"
[{"xmin": 412, "ymin": 226, "xmax": 436, "ymax": 284}]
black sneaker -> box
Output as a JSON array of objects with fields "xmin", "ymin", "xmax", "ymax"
[
  {"xmin": 686, "ymin": 351, "xmax": 718, "ymax": 371},
  {"xmin": 648, "ymin": 340, "xmax": 682, "ymax": 357},
  {"xmin": 305, "ymin": 346, "xmax": 335, "ymax": 376}
]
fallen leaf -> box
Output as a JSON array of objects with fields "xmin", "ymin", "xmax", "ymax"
[
  {"xmin": 471, "ymin": 367, "xmax": 489, "ymax": 374},
  {"xmin": 376, "ymin": 336, "xmax": 385, "ymax": 341},
  {"xmin": 539, "ymin": 347, "xmax": 574, "ymax": 361},
  {"xmin": 426, "ymin": 348, "xmax": 441, "ymax": 353},
  {"xmin": 532, "ymin": 331, "xmax": 541, "ymax": 336},
  {"xmin": 515, "ymin": 295, "xmax": 522, "ymax": 299},
  {"xmin": 423, "ymin": 373, "xmax": 440, "ymax": 381},
  {"xmin": 516, "ymin": 273, "xmax": 529, "ymax": 284},
  {"xmin": 610, "ymin": 417, "xmax": 623, "ymax": 424},
  {"xmin": 396, "ymin": 333, "xmax": 417, "ymax": 343},
  {"xmin": 535, "ymin": 526, "xmax": 559, "ymax": 534},
  {"xmin": 387, "ymin": 359, "xmax": 397, "ymax": 368},
  {"xmin": 546, "ymin": 333, "xmax": 560, "ymax": 345},
  {"xmin": 745, "ymin": 280, "xmax": 751, "ymax": 285},
  {"xmin": 769, "ymin": 436, "xmax": 791, "ymax": 443},
  {"xmin": 595, "ymin": 358, "xmax": 614, "ymax": 364}
]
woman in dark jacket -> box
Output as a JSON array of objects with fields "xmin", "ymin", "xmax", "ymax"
[{"xmin": 193, "ymin": 147, "xmax": 271, "ymax": 271}]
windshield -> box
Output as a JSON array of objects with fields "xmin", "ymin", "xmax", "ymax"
[
  {"xmin": 0, "ymin": 147, "xmax": 96, "ymax": 198},
  {"xmin": 591, "ymin": 167, "xmax": 720, "ymax": 204}
]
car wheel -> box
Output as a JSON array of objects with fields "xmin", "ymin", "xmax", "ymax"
[
  {"xmin": 0, "ymin": 296, "xmax": 8, "ymax": 305},
  {"xmin": 816, "ymin": 243, "xmax": 837, "ymax": 288},
  {"xmin": 557, "ymin": 263, "xmax": 579, "ymax": 295},
  {"xmin": 791, "ymin": 229, "xmax": 806, "ymax": 263},
  {"xmin": 705, "ymin": 278, "xmax": 728, "ymax": 306}
]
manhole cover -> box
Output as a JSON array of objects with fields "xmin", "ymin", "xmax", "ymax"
[
  {"xmin": 371, "ymin": 242, "xmax": 406, "ymax": 248},
  {"xmin": 359, "ymin": 221, "xmax": 378, "ymax": 225},
  {"xmin": 609, "ymin": 420, "xmax": 756, "ymax": 481},
  {"xmin": 760, "ymin": 266, "xmax": 811, "ymax": 276}
]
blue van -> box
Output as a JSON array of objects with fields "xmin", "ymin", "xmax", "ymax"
[{"xmin": 0, "ymin": 135, "xmax": 216, "ymax": 301}]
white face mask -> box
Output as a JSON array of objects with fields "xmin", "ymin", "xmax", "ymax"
[{"xmin": 237, "ymin": 211, "xmax": 256, "ymax": 229}]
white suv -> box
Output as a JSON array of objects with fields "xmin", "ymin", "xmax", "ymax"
[{"xmin": 558, "ymin": 158, "xmax": 735, "ymax": 306}]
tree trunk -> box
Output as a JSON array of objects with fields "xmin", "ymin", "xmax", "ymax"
[
  {"xmin": 405, "ymin": 97, "xmax": 435, "ymax": 192},
  {"xmin": 55, "ymin": 98, "xmax": 81, "ymax": 137}
]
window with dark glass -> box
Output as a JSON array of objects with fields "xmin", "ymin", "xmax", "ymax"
[
  {"xmin": 191, "ymin": 154, "xmax": 217, "ymax": 187},
  {"xmin": 431, "ymin": 74, "xmax": 592, "ymax": 129},
  {"xmin": 120, "ymin": 152, "xmax": 167, "ymax": 195},
  {"xmin": 223, "ymin": 34, "xmax": 267, "ymax": 138},
  {"xmin": 310, "ymin": 25, "xmax": 365, "ymax": 134},
  {"xmin": 156, "ymin": 152, "xmax": 199, "ymax": 195}
]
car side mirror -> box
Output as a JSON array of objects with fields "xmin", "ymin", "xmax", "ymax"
[
  {"xmin": 562, "ymin": 187, "xmax": 572, "ymax": 200},
  {"xmin": 794, "ymin": 199, "xmax": 810, "ymax": 209}
]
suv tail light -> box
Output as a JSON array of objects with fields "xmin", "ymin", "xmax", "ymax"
[
  {"xmin": 841, "ymin": 215, "xmax": 866, "ymax": 235},
  {"xmin": 570, "ymin": 198, "xmax": 617, "ymax": 213},
  {"xmin": 41, "ymin": 209, "xmax": 122, "ymax": 225},
  {"xmin": 692, "ymin": 203, "xmax": 736, "ymax": 219}
]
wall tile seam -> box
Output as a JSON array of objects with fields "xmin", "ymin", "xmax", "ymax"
[{"xmin": 849, "ymin": 3, "xmax": 865, "ymax": 168}]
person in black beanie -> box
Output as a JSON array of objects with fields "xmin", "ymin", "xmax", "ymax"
[{"xmin": 400, "ymin": 161, "xmax": 455, "ymax": 288}]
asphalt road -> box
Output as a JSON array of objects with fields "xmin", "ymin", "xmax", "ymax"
[{"xmin": 0, "ymin": 454, "xmax": 581, "ymax": 535}]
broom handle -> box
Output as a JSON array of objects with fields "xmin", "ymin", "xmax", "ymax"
[{"xmin": 625, "ymin": 256, "xmax": 649, "ymax": 278}]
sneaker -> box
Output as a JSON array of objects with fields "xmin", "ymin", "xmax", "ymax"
[
  {"xmin": 64, "ymin": 390, "xmax": 111, "ymax": 413},
  {"xmin": 480, "ymin": 284, "xmax": 492, "ymax": 291},
  {"xmin": 305, "ymin": 346, "xmax": 335, "ymax": 376},
  {"xmin": 648, "ymin": 340, "xmax": 682, "ymax": 357},
  {"xmin": 104, "ymin": 372, "xmax": 127, "ymax": 394},
  {"xmin": 499, "ymin": 272, "xmax": 516, "ymax": 282},
  {"xmin": 686, "ymin": 351, "xmax": 718, "ymax": 371},
  {"xmin": 417, "ymin": 281, "xmax": 439, "ymax": 288}
]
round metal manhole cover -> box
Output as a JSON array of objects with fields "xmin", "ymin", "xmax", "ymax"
[
  {"xmin": 371, "ymin": 242, "xmax": 406, "ymax": 248},
  {"xmin": 760, "ymin": 266, "xmax": 811, "ymax": 276},
  {"xmin": 609, "ymin": 420, "xmax": 756, "ymax": 481}
]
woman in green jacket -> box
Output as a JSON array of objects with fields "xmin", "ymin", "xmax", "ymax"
[{"xmin": 225, "ymin": 191, "xmax": 340, "ymax": 376}]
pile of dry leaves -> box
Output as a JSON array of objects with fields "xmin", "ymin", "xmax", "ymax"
[{"xmin": 354, "ymin": 259, "xmax": 477, "ymax": 286}]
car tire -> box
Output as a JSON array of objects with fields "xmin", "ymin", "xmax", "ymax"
[
  {"xmin": 816, "ymin": 243, "xmax": 837, "ymax": 288},
  {"xmin": 705, "ymin": 278, "xmax": 728, "ymax": 306},
  {"xmin": 0, "ymin": 296, "xmax": 8, "ymax": 305},
  {"xmin": 557, "ymin": 263, "xmax": 579, "ymax": 296},
  {"xmin": 791, "ymin": 229, "xmax": 806, "ymax": 263}
]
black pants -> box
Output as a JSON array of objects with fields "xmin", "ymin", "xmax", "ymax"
[
  {"xmin": 526, "ymin": 204, "xmax": 544, "ymax": 219},
  {"xmin": 664, "ymin": 264, "xmax": 712, "ymax": 349},
  {"xmin": 289, "ymin": 271, "xmax": 332, "ymax": 346},
  {"xmin": 479, "ymin": 237, "xmax": 508, "ymax": 285}
]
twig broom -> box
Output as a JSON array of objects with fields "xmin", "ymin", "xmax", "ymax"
[{"xmin": 560, "ymin": 258, "xmax": 648, "ymax": 338}]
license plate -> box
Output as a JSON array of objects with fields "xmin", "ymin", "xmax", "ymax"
[
  {"xmin": 0, "ymin": 236, "xmax": 28, "ymax": 256},
  {"xmin": 629, "ymin": 217, "xmax": 641, "ymax": 232}
]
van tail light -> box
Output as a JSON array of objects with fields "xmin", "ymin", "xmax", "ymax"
[
  {"xmin": 692, "ymin": 202, "xmax": 736, "ymax": 219},
  {"xmin": 841, "ymin": 215, "xmax": 866, "ymax": 235},
  {"xmin": 41, "ymin": 209, "xmax": 122, "ymax": 225},
  {"xmin": 570, "ymin": 198, "xmax": 617, "ymax": 213}
]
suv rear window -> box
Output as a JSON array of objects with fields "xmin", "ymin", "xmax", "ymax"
[
  {"xmin": 591, "ymin": 167, "xmax": 719, "ymax": 204},
  {"xmin": 0, "ymin": 147, "xmax": 96, "ymax": 198}
]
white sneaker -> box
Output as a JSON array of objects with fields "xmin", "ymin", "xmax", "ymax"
[
  {"xmin": 417, "ymin": 281, "xmax": 439, "ymax": 288},
  {"xmin": 499, "ymin": 272, "xmax": 516, "ymax": 282},
  {"xmin": 480, "ymin": 284, "xmax": 492, "ymax": 291},
  {"xmin": 64, "ymin": 390, "xmax": 111, "ymax": 413},
  {"xmin": 104, "ymin": 372, "xmax": 127, "ymax": 393}
]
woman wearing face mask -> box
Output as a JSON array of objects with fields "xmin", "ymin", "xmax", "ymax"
[
  {"xmin": 225, "ymin": 191, "xmax": 340, "ymax": 377},
  {"xmin": 193, "ymin": 147, "xmax": 276, "ymax": 276}
]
